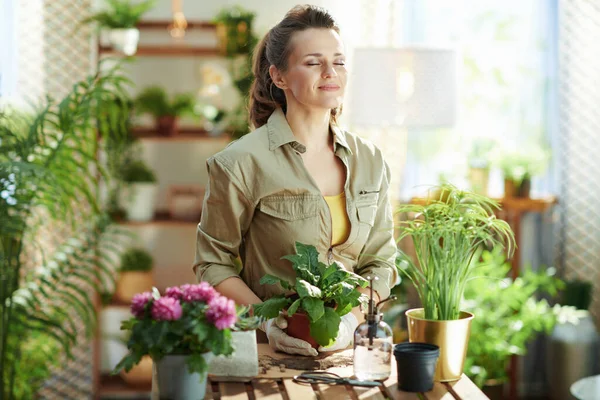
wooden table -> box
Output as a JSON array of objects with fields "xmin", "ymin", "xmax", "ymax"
[{"xmin": 206, "ymin": 344, "xmax": 488, "ymax": 400}]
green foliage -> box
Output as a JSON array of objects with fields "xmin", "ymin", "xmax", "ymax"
[
  {"xmin": 560, "ymin": 279, "xmax": 593, "ymax": 310},
  {"xmin": 2, "ymin": 326, "xmax": 61, "ymax": 400},
  {"xmin": 0, "ymin": 63, "xmax": 132, "ymax": 399},
  {"xmin": 493, "ymin": 144, "xmax": 550, "ymax": 184},
  {"xmin": 253, "ymin": 242, "xmax": 368, "ymax": 347},
  {"xmin": 83, "ymin": 0, "xmax": 156, "ymax": 29},
  {"xmin": 233, "ymin": 305, "xmax": 262, "ymax": 331},
  {"xmin": 134, "ymin": 86, "xmax": 196, "ymax": 118},
  {"xmin": 462, "ymin": 249, "xmax": 563, "ymax": 387},
  {"xmin": 468, "ymin": 137, "xmax": 496, "ymax": 168},
  {"xmin": 120, "ymin": 247, "xmax": 153, "ymax": 272},
  {"xmin": 213, "ymin": 5, "xmax": 259, "ymax": 138},
  {"xmin": 120, "ymin": 159, "xmax": 156, "ymax": 183},
  {"xmin": 395, "ymin": 184, "xmax": 516, "ymax": 321},
  {"xmin": 113, "ymin": 286, "xmax": 235, "ymax": 377}
]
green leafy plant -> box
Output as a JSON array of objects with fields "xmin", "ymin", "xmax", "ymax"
[
  {"xmin": 233, "ymin": 305, "xmax": 262, "ymax": 331},
  {"xmin": 134, "ymin": 86, "xmax": 196, "ymax": 118},
  {"xmin": 0, "ymin": 63, "xmax": 132, "ymax": 399},
  {"xmin": 253, "ymin": 242, "xmax": 368, "ymax": 347},
  {"xmin": 493, "ymin": 144, "xmax": 550, "ymax": 185},
  {"xmin": 120, "ymin": 248, "xmax": 153, "ymax": 272},
  {"xmin": 83, "ymin": 0, "xmax": 156, "ymax": 29},
  {"xmin": 120, "ymin": 159, "xmax": 156, "ymax": 183},
  {"xmin": 462, "ymin": 248, "xmax": 563, "ymax": 387},
  {"xmin": 468, "ymin": 137, "xmax": 496, "ymax": 169},
  {"xmin": 114, "ymin": 284, "xmax": 236, "ymax": 376},
  {"xmin": 395, "ymin": 184, "xmax": 516, "ymax": 321}
]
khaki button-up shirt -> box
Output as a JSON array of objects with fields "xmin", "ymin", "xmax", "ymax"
[{"xmin": 193, "ymin": 108, "xmax": 398, "ymax": 299}]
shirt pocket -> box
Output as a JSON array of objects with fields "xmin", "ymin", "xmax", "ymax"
[
  {"xmin": 259, "ymin": 194, "xmax": 320, "ymax": 221},
  {"xmin": 347, "ymin": 189, "xmax": 380, "ymax": 255}
]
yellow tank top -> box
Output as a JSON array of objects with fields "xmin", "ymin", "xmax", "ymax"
[{"xmin": 324, "ymin": 192, "xmax": 351, "ymax": 246}]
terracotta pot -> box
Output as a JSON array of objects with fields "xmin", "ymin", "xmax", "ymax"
[
  {"xmin": 504, "ymin": 179, "xmax": 517, "ymax": 198},
  {"xmin": 120, "ymin": 355, "xmax": 153, "ymax": 386},
  {"xmin": 115, "ymin": 271, "xmax": 154, "ymax": 303},
  {"xmin": 285, "ymin": 312, "xmax": 319, "ymax": 349},
  {"xmin": 517, "ymin": 178, "xmax": 531, "ymax": 198},
  {"xmin": 156, "ymin": 115, "xmax": 177, "ymax": 136}
]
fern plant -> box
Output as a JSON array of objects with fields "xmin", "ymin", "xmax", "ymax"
[
  {"xmin": 0, "ymin": 63, "xmax": 132, "ymax": 399},
  {"xmin": 83, "ymin": 0, "xmax": 156, "ymax": 29}
]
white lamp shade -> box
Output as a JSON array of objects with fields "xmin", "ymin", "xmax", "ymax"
[{"xmin": 348, "ymin": 47, "xmax": 457, "ymax": 128}]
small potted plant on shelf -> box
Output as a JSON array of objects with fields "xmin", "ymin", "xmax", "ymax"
[
  {"xmin": 209, "ymin": 305, "xmax": 262, "ymax": 379},
  {"xmin": 197, "ymin": 104, "xmax": 227, "ymax": 136},
  {"xmin": 83, "ymin": 0, "xmax": 156, "ymax": 56},
  {"xmin": 134, "ymin": 86, "xmax": 196, "ymax": 136},
  {"xmin": 253, "ymin": 242, "xmax": 368, "ymax": 349},
  {"xmin": 493, "ymin": 144, "xmax": 550, "ymax": 198},
  {"xmin": 114, "ymin": 247, "xmax": 154, "ymax": 303},
  {"xmin": 395, "ymin": 184, "xmax": 515, "ymax": 382},
  {"xmin": 113, "ymin": 283, "xmax": 237, "ymax": 400},
  {"xmin": 462, "ymin": 248, "xmax": 562, "ymax": 399},
  {"xmin": 467, "ymin": 137, "xmax": 495, "ymax": 196},
  {"xmin": 120, "ymin": 157, "xmax": 157, "ymax": 222}
]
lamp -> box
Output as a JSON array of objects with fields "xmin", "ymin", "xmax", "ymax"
[{"xmin": 347, "ymin": 47, "xmax": 458, "ymax": 198}]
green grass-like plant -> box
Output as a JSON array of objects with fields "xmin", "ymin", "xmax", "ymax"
[
  {"xmin": 119, "ymin": 248, "xmax": 153, "ymax": 272},
  {"xmin": 134, "ymin": 86, "xmax": 196, "ymax": 118},
  {"xmin": 395, "ymin": 184, "xmax": 516, "ymax": 321},
  {"xmin": 83, "ymin": 0, "xmax": 156, "ymax": 29},
  {"xmin": 253, "ymin": 242, "xmax": 368, "ymax": 347}
]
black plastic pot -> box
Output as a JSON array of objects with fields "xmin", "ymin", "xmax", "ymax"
[{"xmin": 393, "ymin": 342, "xmax": 440, "ymax": 392}]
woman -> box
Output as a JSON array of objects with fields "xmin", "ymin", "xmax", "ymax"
[{"xmin": 194, "ymin": 5, "xmax": 397, "ymax": 356}]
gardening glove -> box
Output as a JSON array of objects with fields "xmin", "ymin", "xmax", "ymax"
[
  {"xmin": 260, "ymin": 314, "xmax": 318, "ymax": 357},
  {"xmin": 318, "ymin": 312, "xmax": 359, "ymax": 352}
]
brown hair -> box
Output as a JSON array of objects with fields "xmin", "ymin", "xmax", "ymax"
[{"xmin": 248, "ymin": 5, "xmax": 342, "ymax": 129}]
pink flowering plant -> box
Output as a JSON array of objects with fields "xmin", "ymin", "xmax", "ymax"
[{"xmin": 113, "ymin": 283, "xmax": 237, "ymax": 376}]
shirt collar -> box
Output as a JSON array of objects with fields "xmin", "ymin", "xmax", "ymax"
[{"xmin": 267, "ymin": 108, "xmax": 353, "ymax": 155}]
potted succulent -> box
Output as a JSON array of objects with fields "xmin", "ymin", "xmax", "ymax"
[
  {"xmin": 113, "ymin": 283, "xmax": 237, "ymax": 400},
  {"xmin": 494, "ymin": 144, "xmax": 550, "ymax": 198},
  {"xmin": 395, "ymin": 184, "xmax": 515, "ymax": 381},
  {"xmin": 462, "ymin": 248, "xmax": 562, "ymax": 398},
  {"xmin": 209, "ymin": 305, "xmax": 262, "ymax": 379},
  {"xmin": 134, "ymin": 86, "xmax": 196, "ymax": 136},
  {"xmin": 83, "ymin": 0, "xmax": 156, "ymax": 56},
  {"xmin": 120, "ymin": 157, "xmax": 157, "ymax": 221},
  {"xmin": 114, "ymin": 247, "xmax": 154, "ymax": 303},
  {"xmin": 253, "ymin": 242, "xmax": 368, "ymax": 349}
]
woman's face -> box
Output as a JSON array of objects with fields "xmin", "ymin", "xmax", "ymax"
[{"xmin": 272, "ymin": 28, "xmax": 347, "ymax": 111}]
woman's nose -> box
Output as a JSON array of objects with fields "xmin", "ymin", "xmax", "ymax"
[{"xmin": 322, "ymin": 64, "xmax": 337, "ymax": 78}]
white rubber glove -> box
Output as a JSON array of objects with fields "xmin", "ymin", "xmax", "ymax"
[
  {"xmin": 318, "ymin": 312, "xmax": 359, "ymax": 352},
  {"xmin": 260, "ymin": 314, "xmax": 318, "ymax": 357}
]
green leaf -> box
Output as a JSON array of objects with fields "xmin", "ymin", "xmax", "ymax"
[
  {"xmin": 260, "ymin": 274, "xmax": 292, "ymax": 290},
  {"xmin": 309, "ymin": 308, "xmax": 341, "ymax": 347},
  {"xmin": 301, "ymin": 297, "xmax": 324, "ymax": 322},
  {"xmin": 295, "ymin": 279, "xmax": 322, "ymax": 298},
  {"xmin": 253, "ymin": 297, "xmax": 291, "ymax": 319},
  {"xmin": 287, "ymin": 298, "xmax": 301, "ymax": 316}
]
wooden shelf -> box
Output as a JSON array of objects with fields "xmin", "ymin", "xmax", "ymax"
[
  {"xmin": 99, "ymin": 374, "xmax": 151, "ymax": 398},
  {"xmin": 131, "ymin": 127, "xmax": 229, "ymax": 142},
  {"xmin": 136, "ymin": 20, "xmax": 217, "ymax": 30},
  {"xmin": 99, "ymin": 45, "xmax": 220, "ymax": 57},
  {"xmin": 117, "ymin": 210, "xmax": 199, "ymax": 227}
]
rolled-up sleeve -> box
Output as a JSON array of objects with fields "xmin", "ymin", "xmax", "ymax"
[
  {"xmin": 355, "ymin": 161, "xmax": 398, "ymax": 299},
  {"xmin": 193, "ymin": 156, "xmax": 254, "ymax": 287}
]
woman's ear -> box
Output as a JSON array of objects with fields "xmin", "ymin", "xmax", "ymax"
[{"xmin": 269, "ymin": 65, "xmax": 287, "ymax": 90}]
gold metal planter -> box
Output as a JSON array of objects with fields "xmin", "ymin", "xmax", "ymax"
[{"xmin": 405, "ymin": 308, "xmax": 474, "ymax": 382}]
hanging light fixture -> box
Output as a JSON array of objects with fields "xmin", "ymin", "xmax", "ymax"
[{"xmin": 168, "ymin": 0, "xmax": 187, "ymax": 39}]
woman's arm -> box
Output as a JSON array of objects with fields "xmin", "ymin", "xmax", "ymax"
[{"xmin": 214, "ymin": 276, "xmax": 262, "ymax": 305}]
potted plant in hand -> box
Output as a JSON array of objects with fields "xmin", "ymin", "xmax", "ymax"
[
  {"xmin": 120, "ymin": 157, "xmax": 157, "ymax": 222},
  {"xmin": 134, "ymin": 86, "xmax": 196, "ymax": 136},
  {"xmin": 253, "ymin": 242, "xmax": 368, "ymax": 349},
  {"xmin": 114, "ymin": 283, "xmax": 237, "ymax": 400},
  {"xmin": 83, "ymin": 0, "xmax": 156, "ymax": 56},
  {"xmin": 114, "ymin": 247, "xmax": 154, "ymax": 303},
  {"xmin": 462, "ymin": 248, "xmax": 562, "ymax": 398},
  {"xmin": 395, "ymin": 184, "xmax": 515, "ymax": 381}
]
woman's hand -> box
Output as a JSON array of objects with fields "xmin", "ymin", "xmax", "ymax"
[
  {"xmin": 260, "ymin": 314, "xmax": 318, "ymax": 357},
  {"xmin": 317, "ymin": 313, "xmax": 359, "ymax": 352}
]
